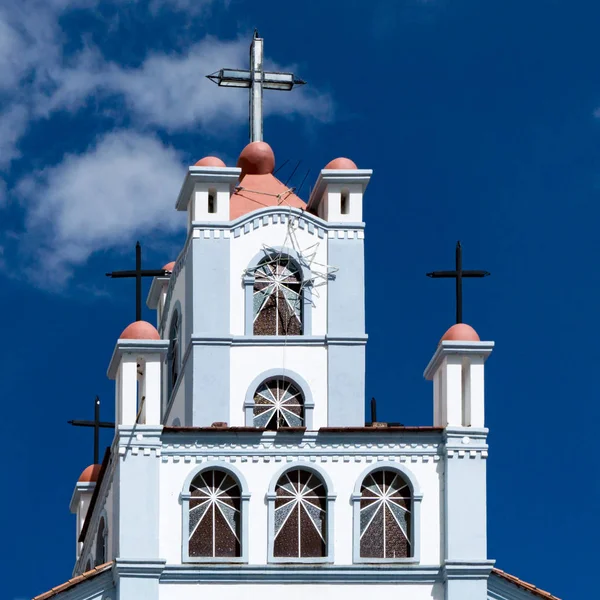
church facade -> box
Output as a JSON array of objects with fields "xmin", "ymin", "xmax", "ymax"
[{"xmin": 35, "ymin": 141, "xmax": 560, "ymax": 600}]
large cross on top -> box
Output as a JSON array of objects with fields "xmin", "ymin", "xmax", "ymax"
[
  {"xmin": 207, "ymin": 30, "xmax": 306, "ymax": 143},
  {"xmin": 427, "ymin": 241, "xmax": 490, "ymax": 324}
]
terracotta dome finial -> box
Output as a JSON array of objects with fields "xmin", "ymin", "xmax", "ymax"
[
  {"xmin": 237, "ymin": 141, "xmax": 275, "ymax": 176},
  {"xmin": 439, "ymin": 323, "xmax": 480, "ymax": 344},
  {"xmin": 78, "ymin": 464, "xmax": 102, "ymax": 483},
  {"xmin": 119, "ymin": 320, "xmax": 160, "ymax": 340},
  {"xmin": 194, "ymin": 156, "xmax": 226, "ymax": 167},
  {"xmin": 324, "ymin": 157, "xmax": 358, "ymax": 170}
]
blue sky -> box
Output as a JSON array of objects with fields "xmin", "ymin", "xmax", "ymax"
[{"xmin": 1, "ymin": 0, "xmax": 596, "ymax": 598}]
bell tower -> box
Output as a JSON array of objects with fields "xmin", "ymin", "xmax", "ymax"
[{"xmin": 158, "ymin": 142, "xmax": 371, "ymax": 430}]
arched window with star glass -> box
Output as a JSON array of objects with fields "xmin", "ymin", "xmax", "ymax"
[
  {"xmin": 273, "ymin": 469, "xmax": 327, "ymax": 559},
  {"xmin": 252, "ymin": 254, "xmax": 303, "ymax": 335},
  {"xmin": 253, "ymin": 377, "xmax": 304, "ymax": 429},
  {"xmin": 358, "ymin": 469, "xmax": 412, "ymax": 559},
  {"xmin": 167, "ymin": 311, "xmax": 180, "ymax": 399},
  {"xmin": 187, "ymin": 469, "xmax": 242, "ymax": 559}
]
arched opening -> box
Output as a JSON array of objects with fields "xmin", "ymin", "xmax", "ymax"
[
  {"xmin": 359, "ymin": 469, "xmax": 412, "ymax": 559},
  {"xmin": 253, "ymin": 377, "xmax": 304, "ymax": 429},
  {"xmin": 252, "ymin": 255, "xmax": 303, "ymax": 335},
  {"xmin": 273, "ymin": 469, "xmax": 327, "ymax": 558},
  {"xmin": 188, "ymin": 469, "xmax": 242, "ymax": 558}
]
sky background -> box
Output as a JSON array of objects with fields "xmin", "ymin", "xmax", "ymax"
[{"xmin": 1, "ymin": 0, "xmax": 596, "ymax": 598}]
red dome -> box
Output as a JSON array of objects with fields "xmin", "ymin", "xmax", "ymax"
[
  {"xmin": 162, "ymin": 261, "xmax": 175, "ymax": 272},
  {"xmin": 78, "ymin": 464, "xmax": 102, "ymax": 483},
  {"xmin": 440, "ymin": 323, "xmax": 480, "ymax": 343},
  {"xmin": 237, "ymin": 141, "xmax": 275, "ymax": 175},
  {"xmin": 194, "ymin": 156, "xmax": 226, "ymax": 167},
  {"xmin": 119, "ymin": 321, "xmax": 160, "ymax": 340},
  {"xmin": 324, "ymin": 157, "xmax": 358, "ymax": 170}
]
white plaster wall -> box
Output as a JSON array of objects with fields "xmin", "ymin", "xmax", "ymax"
[
  {"xmin": 165, "ymin": 373, "xmax": 186, "ymax": 426},
  {"xmin": 229, "ymin": 345, "xmax": 328, "ymax": 427},
  {"xmin": 229, "ymin": 216, "xmax": 328, "ymax": 336},
  {"xmin": 159, "ymin": 583, "xmax": 440, "ymax": 600},
  {"xmin": 157, "ymin": 453, "xmax": 441, "ymax": 566}
]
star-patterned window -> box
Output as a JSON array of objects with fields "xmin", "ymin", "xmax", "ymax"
[
  {"xmin": 95, "ymin": 517, "xmax": 107, "ymax": 566},
  {"xmin": 273, "ymin": 469, "xmax": 327, "ymax": 558},
  {"xmin": 253, "ymin": 378, "xmax": 304, "ymax": 429},
  {"xmin": 168, "ymin": 312, "xmax": 180, "ymax": 397},
  {"xmin": 253, "ymin": 256, "xmax": 303, "ymax": 335},
  {"xmin": 188, "ymin": 470, "xmax": 241, "ymax": 558},
  {"xmin": 359, "ymin": 470, "xmax": 412, "ymax": 559}
]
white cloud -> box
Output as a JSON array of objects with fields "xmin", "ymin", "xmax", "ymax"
[
  {"xmin": 37, "ymin": 37, "xmax": 333, "ymax": 132},
  {"xmin": 0, "ymin": 105, "xmax": 29, "ymax": 168},
  {"xmin": 0, "ymin": 0, "xmax": 334, "ymax": 288},
  {"xmin": 16, "ymin": 130, "xmax": 186, "ymax": 287}
]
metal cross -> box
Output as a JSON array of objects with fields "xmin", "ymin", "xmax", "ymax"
[
  {"xmin": 68, "ymin": 397, "xmax": 115, "ymax": 465},
  {"xmin": 207, "ymin": 30, "xmax": 306, "ymax": 143},
  {"xmin": 426, "ymin": 241, "xmax": 490, "ymax": 324},
  {"xmin": 106, "ymin": 241, "xmax": 169, "ymax": 322}
]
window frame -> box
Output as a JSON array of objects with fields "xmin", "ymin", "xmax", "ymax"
[
  {"xmin": 266, "ymin": 464, "xmax": 336, "ymax": 564},
  {"xmin": 244, "ymin": 370, "xmax": 314, "ymax": 429},
  {"xmin": 243, "ymin": 247, "xmax": 313, "ymax": 336},
  {"xmin": 167, "ymin": 308, "xmax": 181, "ymax": 405},
  {"xmin": 181, "ymin": 464, "xmax": 250, "ymax": 564},
  {"xmin": 352, "ymin": 463, "xmax": 422, "ymax": 564}
]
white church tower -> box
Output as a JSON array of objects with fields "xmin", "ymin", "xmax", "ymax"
[{"xmin": 34, "ymin": 33, "xmax": 560, "ymax": 600}]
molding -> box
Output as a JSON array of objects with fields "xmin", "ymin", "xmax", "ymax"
[
  {"xmin": 159, "ymin": 564, "xmax": 441, "ymax": 584},
  {"xmin": 423, "ymin": 341, "xmax": 494, "ymax": 381},
  {"xmin": 146, "ymin": 276, "xmax": 169, "ymax": 310},
  {"xmin": 69, "ymin": 481, "xmax": 95, "ymax": 514},
  {"xmin": 441, "ymin": 559, "xmax": 496, "ymax": 580},
  {"xmin": 114, "ymin": 558, "xmax": 167, "ymax": 578},
  {"xmin": 175, "ymin": 166, "xmax": 241, "ymax": 211},
  {"xmin": 187, "ymin": 334, "xmax": 368, "ymax": 347},
  {"xmin": 107, "ymin": 340, "xmax": 169, "ymax": 380},
  {"xmin": 308, "ymin": 169, "xmax": 373, "ymax": 213},
  {"xmin": 243, "ymin": 368, "xmax": 315, "ymax": 429}
]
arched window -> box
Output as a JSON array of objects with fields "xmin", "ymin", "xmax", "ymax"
[
  {"xmin": 168, "ymin": 312, "xmax": 180, "ymax": 397},
  {"xmin": 253, "ymin": 378, "xmax": 304, "ymax": 429},
  {"xmin": 359, "ymin": 470, "xmax": 412, "ymax": 559},
  {"xmin": 273, "ymin": 469, "xmax": 327, "ymax": 558},
  {"xmin": 188, "ymin": 469, "xmax": 241, "ymax": 558},
  {"xmin": 95, "ymin": 517, "xmax": 107, "ymax": 565},
  {"xmin": 253, "ymin": 255, "xmax": 303, "ymax": 335}
]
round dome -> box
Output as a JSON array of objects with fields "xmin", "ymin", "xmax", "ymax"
[
  {"xmin": 324, "ymin": 157, "xmax": 358, "ymax": 170},
  {"xmin": 237, "ymin": 141, "xmax": 275, "ymax": 175},
  {"xmin": 194, "ymin": 156, "xmax": 226, "ymax": 167},
  {"xmin": 119, "ymin": 320, "xmax": 160, "ymax": 340},
  {"xmin": 78, "ymin": 464, "xmax": 102, "ymax": 483},
  {"xmin": 440, "ymin": 323, "xmax": 480, "ymax": 343},
  {"xmin": 162, "ymin": 261, "xmax": 175, "ymax": 272}
]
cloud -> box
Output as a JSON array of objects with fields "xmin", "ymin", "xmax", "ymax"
[
  {"xmin": 16, "ymin": 130, "xmax": 186, "ymax": 287},
  {"xmin": 0, "ymin": 0, "xmax": 335, "ymax": 288},
  {"xmin": 36, "ymin": 37, "xmax": 333, "ymax": 132},
  {"xmin": 0, "ymin": 105, "xmax": 29, "ymax": 168}
]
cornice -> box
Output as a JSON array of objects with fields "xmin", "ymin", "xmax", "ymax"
[
  {"xmin": 423, "ymin": 340, "xmax": 494, "ymax": 380},
  {"xmin": 160, "ymin": 563, "xmax": 439, "ymax": 584}
]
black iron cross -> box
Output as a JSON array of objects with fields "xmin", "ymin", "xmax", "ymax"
[
  {"xmin": 426, "ymin": 241, "xmax": 490, "ymax": 324},
  {"xmin": 106, "ymin": 241, "xmax": 170, "ymax": 322},
  {"xmin": 68, "ymin": 397, "xmax": 115, "ymax": 464}
]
